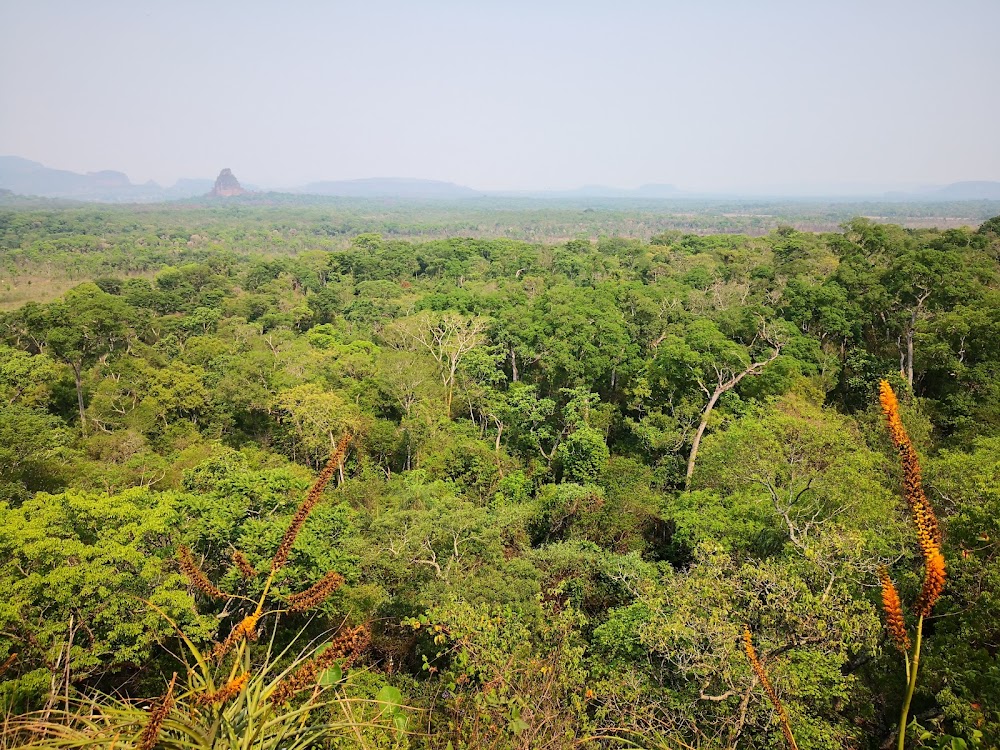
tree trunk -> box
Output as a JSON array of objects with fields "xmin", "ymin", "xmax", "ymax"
[
  {"xmin": 72, "ymin": 363, "xmax": 87, "ymax": 437},
  {"xmin": 906, "ymin": 308, "xmax": 917, "ymax": 389},
  {"xmin": 445, "ymin": 359, "xmax": 458, "ymax": 416},
  {"xmin": 685, "ymin": 387, "xmax": 723, "ymax": 489},
  {"xmin": 685, "ymin": 343, "xmax": 783, "ymax": 489},
  {"xmin": 493, "ymin": 418, "xmax": 505, "ymax": 477},
  {"xmin": 906, "ymin": 290, "xmax": 931, "ymax": 390}
]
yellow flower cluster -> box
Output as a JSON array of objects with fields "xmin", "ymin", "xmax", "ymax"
[
  {"xmin": 192, "ymin": 673, "xmax": 249, "ymax": 707},
  {"xmin": 212, "ymin": 614, "xmax": 259, "ymax": 660}
]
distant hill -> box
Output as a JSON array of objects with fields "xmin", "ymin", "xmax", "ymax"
[
  {"xmin": 0, "ymin": 156, "xmax": 127, "ymax": 199},
  {"xmin": 884, "ymin": 181, "xmax": 1000, "ymax": 201},
  {"xmin": 636, "ymin": 183, "xmax": 680, "ymax": 197},
  {"xmin": 933, "ymin": 181, "xmax": 1000, "ymax": 200},
  {"xmin": 298, "ymin": 178, "xmax": 480, "ymax": 199},
  {"xmin": 1, "ymin": 155, "xmax": 996, "ymax": 204},
  {"xmin": 0, "ymin": 156, "xmax": 214, "ymax": 202}
]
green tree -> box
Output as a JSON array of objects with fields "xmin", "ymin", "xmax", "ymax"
[
  {"xmin": 650, "ymin": 318, "xmax": 785, "ymax": 487},
  {"xmin": 557, "ymin": 426, "xmax": 609, "ymax": 484},
  {"xmin": 274, "ymin": 383, "xmax": 363, "ymax": 468},
  {"xmin": 388, "ymin": 311, "xmax": 489, "ymax": 416},
  {"xmin": 0, "ymin": 345, "xmax": 59, "ymax": 406},
  {"xmin": 7, "ymin": 284, "xmax": 135, "ymax": 435},
  {"xmin": 0, "ymin": 488, "xmax": 212, "ymax": 710},
  {"xmin": 0, "ymin": 404, "xmax": 68, "ymax": 502}
]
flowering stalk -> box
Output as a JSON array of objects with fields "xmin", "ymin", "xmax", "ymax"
[
  {"xmin": 878, "ymin": 380, "xmax": 946, "ymax": 750},
  {"xmin": 137, "ymin": 672, "xmax": 176, "ymax": 750},
  {"xmin": 271, "ymin": 625, "xmax": 370, "ymax": 705},
  {"xmin": 169, "ymin": 439, "xmax": 364, "ymax": 712},
  {"xmin": 232, "ymin": 550, "xmax": 256, "ymax": 579},
  {"xmin": 878, "ymin": 381, "xmax": 941, "ymax": 554},
  {"xmin": 914, "ymin": 548, "xmax": 946, "ymax": 618},
  {"xmin": 878, "ymin": 567, "xmax": 911, "ymax": 655},
  {"xmin": 0, "ymin": 652, "xmax": 16, "ymax": 677},
  {"xmin": 178, "ymin": 545, "xmax": 230, "ymax": 600},
  {"xmin": 271, "ymin": 434, "xmax": 351, "ymax": 573},
  {"xmin": 286, "ymin": 570, "xmax": 345, "ymax": 612},
  {"xmin": 743, "ymin": 626, "xmax": 799, "ymax": 750}
]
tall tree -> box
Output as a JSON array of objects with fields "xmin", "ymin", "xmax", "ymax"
[
  {"xmin": 4, "ymin": 285, "xmax": 134, "ymax": 435},
  {"xmin": 388, "ymin": 311, "xmax": 488, "ymax": 415},
  {"xmin": 650, "ymin": 318, "xmax": 784, "ymax": 488}
]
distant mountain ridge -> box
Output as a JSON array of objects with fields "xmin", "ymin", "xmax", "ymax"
[
  {"xmin": 884, "ymin": 181, "xmax": 1000, "ymax": 201},
  {"xmin": 0, "ymin": 156, "xmax": 213, "ymax": 201},
  {"xmin": 930, "ymin": 181, "xmax": 1000, "ymax": 200},
  {"xmin": 1, "ymin": 156, "xmax": 999, "ymax": 203}
]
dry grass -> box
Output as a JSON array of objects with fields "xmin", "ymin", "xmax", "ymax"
[{"xmin": 0, "ymin": 270, "xmax": 157, "ymax": 310}]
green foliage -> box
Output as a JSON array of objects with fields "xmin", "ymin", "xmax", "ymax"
[
  {"xmin": 412, "ymin": 598, "xmax": 588, "ymax": 749},
  {"xmin": 0, "ymin": 403, "xmax": 68, "ymax": 502},
  {"xmin": 1, "ymin": 206, "xmax": 998, "ymax": 748},
  {"xmin": 0, "ymin": 488, "xmax": 212, "ymax": 710},
  {"xmin": 557, "ymin": 425, "xmax": 609, "ymax": 483}
]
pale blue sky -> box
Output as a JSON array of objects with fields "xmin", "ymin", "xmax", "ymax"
[{"xmin": 1, "ymin": 0, "xmax": 998, "ymax": 192}]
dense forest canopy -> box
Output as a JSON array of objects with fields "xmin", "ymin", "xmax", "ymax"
[{"xmin": 1, "ymin": 204, "xmax": 998, "ymax": 749}]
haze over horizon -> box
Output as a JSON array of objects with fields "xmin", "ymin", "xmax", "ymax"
[{"xmin": 2, "ymin": 0, "xmax": 998, "ymax": 195}]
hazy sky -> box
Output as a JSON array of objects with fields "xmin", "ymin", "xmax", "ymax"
[{"xmin": 2, "ymin": 0, "xmax": 998, "ymax": 192}]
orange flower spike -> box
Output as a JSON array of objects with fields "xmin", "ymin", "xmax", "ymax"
[
  {"xmin": 878, "ymin": 381, "xmax": 906, "ymax": 446},
  {"xmin": 232, "ymin": 550, "xmax": 256, "ymax": 579},
  {"xmin": 743, "ymin": 626, "xmax": 799, "ymax": 750},
  {"xmin": 878, "ymin": 567, "xmax": 911, "ymax": 652},
  {"xmin": 0, "ymin": 653, "xmax": 16, "ymax": 677},
  {"xmin": 270, "ymin": 625, "xmax": 370, "ymax": 705},
  {"xmin": 877, "ymin": 381, "xmax": 948, "ymax": 750},
  {"xmin": 915, "ymin": 549, "xmax": 946, "ymax": 617},
  {"xmin": 877, "ymin": 380, "xmax": 942, "ymax": 553}
]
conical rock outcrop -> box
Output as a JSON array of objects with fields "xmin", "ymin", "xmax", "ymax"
[{"xmin": 211, "ymin": 168, "xmax": 246, "ymax": 197}]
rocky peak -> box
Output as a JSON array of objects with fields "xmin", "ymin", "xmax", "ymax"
[{"xmin": 211, "ymin": 168, "xmax": 246, "ymax": 197}]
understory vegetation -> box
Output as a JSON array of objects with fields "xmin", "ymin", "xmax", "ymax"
[{"xmin": 1, "ymin": 206, "xmax": 999, "ymax": 749}]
